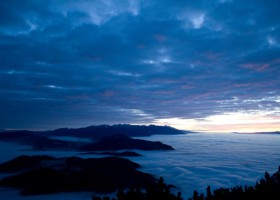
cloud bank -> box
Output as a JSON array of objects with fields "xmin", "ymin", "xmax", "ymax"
[{"xmin": 0, "ymin": 0, "xmax": 279, "ymax": 131}]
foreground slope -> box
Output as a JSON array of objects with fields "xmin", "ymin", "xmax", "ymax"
[{"xmin": 0, "ymin": 155, "xmax": 155, "ymax": 195}]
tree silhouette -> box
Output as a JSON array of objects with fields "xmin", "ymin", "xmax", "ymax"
[
  {"xmin": 188, "ymin": 168, "xmax": 280, "ymax": 200},
  {"xmin": 92, "ymin": 168, "xmax": 280, "ymax": 200},
  {"xmin": 92, "ymin": 177, "xmax": 183, "ymax": 200}
]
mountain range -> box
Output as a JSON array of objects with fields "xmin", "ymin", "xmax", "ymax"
[{"xmin": 0, "ymin": 124, "xmax": 183, "ymax": 151}]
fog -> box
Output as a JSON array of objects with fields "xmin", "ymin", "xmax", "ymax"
[{"xmin": 1, "ymin": 133, "xmax": 280, "ymax": 199}]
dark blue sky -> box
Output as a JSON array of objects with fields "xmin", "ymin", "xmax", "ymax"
[{"xmin": 0, "ymin": 0, "xmax": 279, "ymax": 132}]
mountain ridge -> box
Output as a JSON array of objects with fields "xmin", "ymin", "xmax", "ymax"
[
  {"xmin": 0, "ymin": 124, "xmax": 187, "ymax": 140},
  {"xmin": 0, "ymin": 124, "xmax": 182, "ymax": 151},
  {"xmin": 50, "ymin": 124, "xmax": 187, "ymax": 139}
]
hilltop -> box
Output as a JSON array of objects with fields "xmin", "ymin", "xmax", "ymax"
[
  {"xmin": 0, "ymin": 124, "xmax": 181, "ymax": 151},
  {"xmin": 49, "ymin": 124, "xmax": 186, "ymax": 139},
  {"xmin": 0, "ymin": 155, "xmax": 156, "ymax": 195}
]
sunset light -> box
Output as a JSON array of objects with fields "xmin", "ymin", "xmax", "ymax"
[{"xmin": 155, "ymin": 111, "xmax": 280, "ymax": 133}]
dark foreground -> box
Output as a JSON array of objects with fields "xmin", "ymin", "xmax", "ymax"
[
  {"xmin": 0, "ymin": 155, "xmax": 155, "ymax": 195},
  {"xmin": 93, "ymin": 167, "xmax": 280, "ymax": 200},
  {"xmin": 188, "ymin": 167, "xmax": 280, "ymax": 200},
  {"xmin": 0, "ymin": 155, "xmax": 280, "ymax": 200}
]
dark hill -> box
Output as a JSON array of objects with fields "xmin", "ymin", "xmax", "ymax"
[
  {"xmin": 0, "ymin": 130, "xmax": 175, "ymax": 152},
  {"xmin": 79, "ymin": 134, "xmax": 175, "ymax": 151},
  {"xmin": 80, "ymin": 151, "xmax": 142, "ymax": 157},
  {"xmin": 0, "ymin": 131, "xmax": 81, "ymax": 150},
  {"xmin": 0, "ymin": 125, "xmax": 179, "ymax": 151},
  {"xmin": 0, "ymin": 125, "xmax": 185, "ymax": 141},
  {"xmin": 50, "ymin": 124, "xmax": 186, "ymax": 139},
  {"xmin": 0, "ymin": 155, "xmax": 155, "ymax": 195}
]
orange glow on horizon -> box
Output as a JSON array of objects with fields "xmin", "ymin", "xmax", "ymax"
[{"xmin": 154, "ymin": 112, "xmax": 280, "ymax": 133}]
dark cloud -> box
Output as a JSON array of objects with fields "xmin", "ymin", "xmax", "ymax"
[{"xmin": 0, "ymin": 0, "xmax": 279, "ymax": 130}]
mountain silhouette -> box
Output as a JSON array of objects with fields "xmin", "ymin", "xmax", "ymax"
[
  {"xmin": 50, "ymin": 124, "xmax": 186, "ymax": 139},
  {"xmin": 0, "ymin": 125, "xmax": 179, "ymax": 151},
  {"xmin": 0, "ymin": 155, "xmax": 156, "ymax": 195},
  {"xmin": 79, "ymin": 134, "xmax": 175, "ymax": 151}
]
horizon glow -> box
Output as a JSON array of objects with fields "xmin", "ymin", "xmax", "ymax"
[{"xmin": 155, "ymin": 111, "xmax": 280, "ymax": 133}]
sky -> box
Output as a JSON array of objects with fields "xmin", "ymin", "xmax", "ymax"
[{"xmin": 0, "ymin": 0, "xmax": 280, "ymax": 132}]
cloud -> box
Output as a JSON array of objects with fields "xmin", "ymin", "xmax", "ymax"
[
  {"xmin": 0, "ymin": 0, "xmax": 279, "ymax": 131},
  {"xmin": 190, "ymin": 13, "xmax": 205, "ymax": 29}
]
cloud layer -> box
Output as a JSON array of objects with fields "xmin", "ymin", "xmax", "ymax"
[{"xmin": 0, "ymin": 0, "xmax": 279, "ymax": 131}]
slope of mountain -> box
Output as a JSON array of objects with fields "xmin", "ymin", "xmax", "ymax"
[
  {"xmin": 0, "ymin": 155, "xmax": 155, "ymax": 195},
  {"xmin": 79, "ymin": 134, "xmax": 175, "ymax": 151},
  {"xmin": 0, "ymin": 131, "xmax": 81, "ymax": 150},
  {"xmin": 0, "ymin": 125, "xmax": 179, "ymax": 151},
  {"xmin": 50, "ymin": 124, "xmax": 186, "ymax": 139}
]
